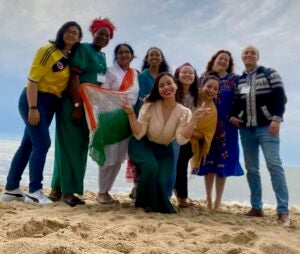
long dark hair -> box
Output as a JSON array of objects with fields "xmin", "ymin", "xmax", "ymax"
[
  {"xmin": 198, "ymin": 72, "xmax": 220, "ymax": 104},
  {"xmin": 174, "ymin": 64, "xmax": 199, "ymax": 107},
  {"xmin": 146, "ymin": 72, "xmax": 177, "ymax": 102},
  {"xmin": 141, "ymin": 47, "xmax": 170, "ymax": 73},
  {"xmin": 205, "ymin": 49, "xmax": 234, "ymax": 74},
  {"xmin": 200, "ymin": 72, "xmax": 220, "ymax": 87},
  {"xmin": 49, "ymin": 21, "xmax": 82, "ymax": 54},
  {"xmin": 199, "ymin": 71, "xmax": 220, "ymax": 87}
]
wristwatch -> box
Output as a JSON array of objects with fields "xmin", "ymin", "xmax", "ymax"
[{"xmin": 74, "ymin": 102, "xmax": 81, "ymax": 108}]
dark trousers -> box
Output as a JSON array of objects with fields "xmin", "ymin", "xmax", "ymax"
[
  {"xmin": 174, "ymin": 142, "xmax": 192, "ymax": 199},
  {"xmin": 6, "ymin": 89, "xmax": 59, "ymax": 192}
]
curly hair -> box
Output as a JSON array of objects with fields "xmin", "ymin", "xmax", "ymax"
[{"xmin": 205, "ymin": 50, "xmax": 234, "ymax": 74}]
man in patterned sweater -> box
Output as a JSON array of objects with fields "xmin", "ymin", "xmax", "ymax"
[{"xmin": 230, "ymin": 45, "xmax": 290, "ymax": 226}]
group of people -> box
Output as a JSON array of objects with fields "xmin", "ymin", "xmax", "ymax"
[{"xmin": 0, "ymin": 17, "xmax": 290, "ymax": 226}]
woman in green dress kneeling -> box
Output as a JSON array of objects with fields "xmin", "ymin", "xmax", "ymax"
[{"xmin": 122, "ymin": 72, "xmax": 210, "ymax": 213}]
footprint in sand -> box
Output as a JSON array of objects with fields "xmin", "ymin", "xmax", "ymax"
[
  {"xmin": 45, "ymin": 246, "xmax": 77, "ymax": 254},
  {"xmin": 208, "ymin": 230, "xmax": 258, "ymax": 246},
  {"xmin": 138, "ymin": 224, "xmax": 157, "ymax": 234},
  {"xmin": 6, "ymin": 218, "xmax": 71, "ymax": 239},
  {"xmin": 183, "ymin": 224, "xmax": 198, "ymax": 233},
  {"xmin": 109, "ymin": 215, "xmax": 126, "ymax": 221},
  {"xmin": 231, "ymin": 230, "xmax": 258, "ymax": 245},
  {"xmin": 259, "ymin": 242, "xmax": 299, "ymax": 254},
  {"xmin": 94, "ymin": 239, "xmax": 134, "ymax": 253}
]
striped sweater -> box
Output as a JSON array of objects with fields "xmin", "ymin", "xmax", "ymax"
[{"xmin": 231, "ymin": 66, "xmax": 287, "ymax": 127}]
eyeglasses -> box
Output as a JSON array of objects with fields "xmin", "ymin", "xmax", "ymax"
[{"xmin": 65, "ymin": 29, "xmax": 80, "ymax": 36}]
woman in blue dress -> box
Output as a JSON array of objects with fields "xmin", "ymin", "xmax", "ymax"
[{"xmin": 196, "ymin": 50, "xmax": 244, "ymax": 210}]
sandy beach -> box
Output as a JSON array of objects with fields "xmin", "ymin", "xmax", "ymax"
[{"xmin": 0, "ymin": 186, "xmax": 299, "ymax": 254}]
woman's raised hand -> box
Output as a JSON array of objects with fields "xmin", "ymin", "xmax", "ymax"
[
  {"xmin": 192, "ymin": 102, "xmax": 211, "ymax": 120},
  {"xmin": 121, "ymin": 95, "xmax": 135, "ymax": 115}
]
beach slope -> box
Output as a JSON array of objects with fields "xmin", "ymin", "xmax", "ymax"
[{"xmin": 0, "ymin": 189, "xmax": 299, "ymax": 254}]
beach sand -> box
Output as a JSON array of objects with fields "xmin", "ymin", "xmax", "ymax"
[{"xmin": 0, "ymin": 187, "xmax": 299, "ymax": 254}]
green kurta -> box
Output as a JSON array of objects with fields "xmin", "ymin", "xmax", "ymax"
[{"xmin": 51, "ymin": 43, "xmax": 106, "ymax": 194}]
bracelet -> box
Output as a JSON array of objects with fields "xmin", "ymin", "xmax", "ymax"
[
  {"xmin": 74, "ymin": 102, "xmax": 82, "ymax": 108},
  {"xmin": 30, "ymin": 106, "xmax": 38, "ymax": 109},
  {"xmin": 272, "ymin": 116, "xmax": 282, "ymax": 122},
  {"xmin": 229, "ymin": 117, "xmax": 235, "ymax": 123}
]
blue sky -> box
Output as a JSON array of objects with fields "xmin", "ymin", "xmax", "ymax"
[{"xmin": 0, "ymin": 0, "xmax": 299, "ymax": 165}]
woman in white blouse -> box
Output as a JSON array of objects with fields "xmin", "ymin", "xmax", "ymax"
[
  {"xmin": 97, "ymin": 43, "xmax": 139, "ymax": 204},
  {"xmin": 122, "ymin": 72, "xmax": 209, "ymax": 213}
]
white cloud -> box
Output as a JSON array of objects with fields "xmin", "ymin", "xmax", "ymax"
[{"xmin": 0, "ymin": 0, "xmax": 300, "ymax": 164}]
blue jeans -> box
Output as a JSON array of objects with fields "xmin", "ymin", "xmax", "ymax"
[
  {"xmin": 5, "ymin": 89, "xmax": 59, "ymax": 193},
  {"xmin": 239, "ymin": 126, "xmax": 289, "ymax": 214}
]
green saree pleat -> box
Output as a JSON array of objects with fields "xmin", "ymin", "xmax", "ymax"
[
  {"xmin": 128, "ymin": 137, "xmax": 177, "ymax": 213},
  {"xmin": 51, "ymin": 95, "xmax": 89, "ymax": 195}
]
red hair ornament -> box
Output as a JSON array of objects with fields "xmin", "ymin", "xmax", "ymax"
[{"xmin": 89, "ymin": 18, "xmax": 116, "ymax": 39}]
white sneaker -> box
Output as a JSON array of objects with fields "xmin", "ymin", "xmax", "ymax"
[
  {"xmin": 24, "ymin": 189, "xmax": 53, "ymax": 205},
  {"xmin": 0, "ymin": 188, "xmax": 26, "ymax": 201}
]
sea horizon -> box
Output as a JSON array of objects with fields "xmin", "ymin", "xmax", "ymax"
[{"xmin": 1, "ymin": 136, "xmax": 299, "ymax": 208}]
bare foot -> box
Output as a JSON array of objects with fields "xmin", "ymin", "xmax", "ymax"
[
  {"xmin": 176, "ymin": 197, "xmax": 182, "ymax": 207},
  {"xmin": 213, "ymin": 201, "xmax": 221, "ymax": 211},
  {"xmin": 206, "ymin": 198, "xmax": 213, "ymax": 210},
  {"xmin": 178, "ymin": 198, "xmax": 195, "ymax": 208},
  {"xmin": 96, "ymin": 193, "xmax": 115, "ymax": 204}
]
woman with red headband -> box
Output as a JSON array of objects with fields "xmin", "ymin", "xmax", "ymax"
[{"xmin": 49, "ymin": 18, "xmax": 116, "ymax": 207}]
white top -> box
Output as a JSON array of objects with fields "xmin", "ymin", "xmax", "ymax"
[
  {"xmin": 100, "ymin": 63, "xmax": 139, "ymax": 168},
  {"xmin": 102, "ymin": 63, "xmax": 139, "ymax": 105},
  {"xmin": 135, "ymin": 101, "xmax": 192, "ymax": 145}
]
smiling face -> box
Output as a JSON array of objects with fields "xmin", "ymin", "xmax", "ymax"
[
  {"xmin": 212, "ymin": 52, "xmax": 230, "ymax": 74},
  {"xmin": 158, "ymin": 74, "xmax": 178, "ymax": 99},
  {"xmin": 116, "ymin": 45, "xmax": 133, "ymax": 69},
  {"xmin": 179, "ymin": 65, "xmax": 195, "ymax": 87},
  {"xmin": 147, "ymin": 48, "xmax": 162, "ymax": 67},
  {"xmin": 201, "ymin": 79, "xmax": 219, "ymax": 100},
  {"xmin": 93, "ymin": 27, "xmax": 111, "ymax": 50},
  {"xmin": 63, "ymin": 25, "xmax": 81, "ymax": 47},
  {"xmin": 242, "ymin": 46, "xmax": 259, "ymax": 71}
]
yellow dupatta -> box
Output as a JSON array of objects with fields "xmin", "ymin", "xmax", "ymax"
[{"xmin": 190, "ymin": 100, "xmax": 217, "ymax": 171}]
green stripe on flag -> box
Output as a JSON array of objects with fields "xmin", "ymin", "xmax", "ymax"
[{"xmin": 89, "ymin": 108, "xmax": 132, "ymax": 166}]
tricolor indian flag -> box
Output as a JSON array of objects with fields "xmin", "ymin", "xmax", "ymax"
[{"xmin": 79, "ymin": 84, "xmax": 132, "ymax": 166}]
